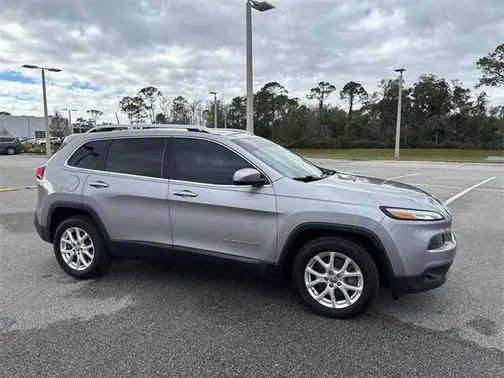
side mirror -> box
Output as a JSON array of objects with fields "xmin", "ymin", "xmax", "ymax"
[{"xmin": 233, "ymin": 168, "xmax": 267, "ymax": 186}]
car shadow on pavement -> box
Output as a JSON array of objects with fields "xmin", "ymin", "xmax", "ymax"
[{"xmin": 66, "ymin": 255, "xmax": 307, "ymax": 318}]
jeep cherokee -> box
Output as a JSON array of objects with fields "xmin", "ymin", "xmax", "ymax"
[{"xmin": 34, "ymin": 126, "xmax": 456, "ymax": 318}]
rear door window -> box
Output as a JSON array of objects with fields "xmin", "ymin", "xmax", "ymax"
[
  {"xmin": 105, "ymin": 138, "xmax": 165, "ymax": 178},
  {"xmin": 68, "ymin": 140, "xmax": 107, "ymax": 169}
]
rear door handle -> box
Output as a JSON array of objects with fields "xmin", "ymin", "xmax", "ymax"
[
  {"xmin": 89, "ymin": 181, "xmax": 109, "ymax": 188},
  {"xmin": 172, "ymin": 190, "xmax": 198, "ymax": 198}
]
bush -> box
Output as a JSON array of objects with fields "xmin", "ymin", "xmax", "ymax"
[
  {"xmin": 347, "ymin": 139, "xmax": 386, "ymax": 148},
  {"xmin": 282, "ymin": 137, "xmax": 345, "ymax": 149},
  {"xmin": 21, "ymin": 142, "xmax": 59, "ymax": 154}
]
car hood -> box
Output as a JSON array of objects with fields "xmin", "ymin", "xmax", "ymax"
[{"xmin": 311, "ymin": 172, "xmax": 451, "ymax": 218}]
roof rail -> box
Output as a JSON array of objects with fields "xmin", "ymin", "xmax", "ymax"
[
  {"xmin": 186, "ymin": 127, "xmax": 209, "ymax": 133},
  {"xmin": 86, "ymin": 123, "xmax": 216, "ymax": 134}
]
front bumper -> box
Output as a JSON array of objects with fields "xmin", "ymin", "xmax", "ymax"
[
  {"xmin": 389, "ymin": 263, "xmax": 452, "ymax": 297},
  {"xmin": 375, "ymin": 216, "xmax": 457, "ymax": 276},
  {"xmin": 374, "ymin": 214, "xmax": 457, "ymax": 297}
]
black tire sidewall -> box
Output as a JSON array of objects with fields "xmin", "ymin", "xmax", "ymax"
[
  {"xmin": 53, "ymin": 216, "xmax": 110, "ymax": 279},
  {"xmin": 293, "ymin": 237, "xmax": 379, "ymax": 318}
]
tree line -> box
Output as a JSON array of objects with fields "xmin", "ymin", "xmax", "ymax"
[{"xmin": 116, "ymin": 44, "xmax": 503, "ymax": 149}]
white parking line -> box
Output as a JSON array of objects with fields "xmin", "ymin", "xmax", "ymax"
[
  {"xmin": 401, "ymin": 182, "xmax": 503, "ymax": 193},
  {"xmin": 386, "ymin": 173, "xmax": 422, "ymax": 180},
  {"xmin": 444, "ymin": 177, "xmax": 496, "ymax": 205}
]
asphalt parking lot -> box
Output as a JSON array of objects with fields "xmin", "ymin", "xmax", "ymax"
[{"xmin": 1, "ymin": 154, "xmax": 503, "ymax": 376}]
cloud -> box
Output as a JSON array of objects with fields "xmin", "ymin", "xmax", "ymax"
[{"xmin": 0, "ymin": 0, "xmax": 502, "ymax": 123}]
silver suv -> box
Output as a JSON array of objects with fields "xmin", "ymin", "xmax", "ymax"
[{"xmin": 34, "ymin": 126, "xmax": 456, "ymax": 318}]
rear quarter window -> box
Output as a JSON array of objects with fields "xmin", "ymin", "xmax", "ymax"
[{"xmin": 67, "ymin": 140, "xmax": 107, "ymax": 169}]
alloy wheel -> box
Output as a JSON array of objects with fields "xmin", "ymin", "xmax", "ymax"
[
  {"xmin": 59, "ymin": 227, "xmax": 94, "ymax": 271},
  {"xmin": 304, "ymin": 251, "xmax": 364, "ymax": 309}
]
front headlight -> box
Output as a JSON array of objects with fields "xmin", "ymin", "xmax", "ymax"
[{"xmin": 380, "ymin": 207, "xmax": 445, "ymax": 221}]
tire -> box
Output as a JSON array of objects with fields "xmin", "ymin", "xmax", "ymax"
[
  {"xmin": 292, "ymin": 237, "xmax": 379, "ymax": 318},
  {"xmin": 6, "ymin": 147, "xmax": 15, "ymax": 155},
  {"xmin": 53, "ymin": 215, "xmax": 111, "ymax": 279}
]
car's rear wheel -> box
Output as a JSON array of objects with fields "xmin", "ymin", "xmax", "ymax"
[
  {"xmin": 54, "ymin": 216, "xmax": 111, "ymax": 279},
  {"xmin": 6, "ymin": 147, "xmax": 15, "ymax": 155},
  {"xmin": 292, "ymin": 237, "xmax": 379, "ymax": 318}
]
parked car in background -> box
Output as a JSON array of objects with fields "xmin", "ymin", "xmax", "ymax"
[
  {"xmin": 35, "ymin": 137, "xmax": 61, "ymax": 146},
  {"xmin": 0, "ymin": 136, "xmax": 21, "ymax": 155},
  {"xmin": 34, "ymin": 126, "xmax": 457, "ymax": 318}
]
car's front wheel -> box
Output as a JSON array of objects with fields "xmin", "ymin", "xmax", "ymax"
[
  {"xmin": 6, "ymin": 147, "xmax": 16, "ymax": 155},
  {"xmin": 53, "ymin": 216, "xmax": 111, "ymax": 279},
  {"xmin": 293, "ymin": 237, "xmax": 379, "ymax": 318}
]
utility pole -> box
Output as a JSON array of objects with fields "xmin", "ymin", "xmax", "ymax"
[
  {"xmin": 22, "ymin": 64, "xmax": 62, "ymax": 157},
  {"xmin": 209, "ymin": 91, "xmax": 217, "ymax": 128},
  {"xmin": 394, "ymin": 68, "xmax": 406, "ymax": 160},
  {"xmin": 245, "ymin": 0, "xmax": 274, "ymax": 134},
  {"xmin": 41, "ymin": 69, "xmax": 50, "ymax": 156},
  {"xmin": 115, "ymin": 113, "xmax": 120, "ymax": 125},
  {"xmin": 62, "ymin": 109, "xmax": 77, "ymax": 134},
  {"xmin": 246, "ymin": 1, "xmax": 253, "ymax": 133},
  {"xmin": 26, "ymin": 116, "xmax": 31, "ymax": 139}
]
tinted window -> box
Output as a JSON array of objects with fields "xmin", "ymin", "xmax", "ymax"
[
  {"xmin": 105, "ymin": 138, "xmax": 164, "ymax": 178},
  {"xmin": 0, "ymin": 137, "xmax": 14, "ymax": 142},
  {"xmin": 234, "ymin": 137, "xmax": 324, "ymax": 179},
  {"xmin": 68, "ymin": 141, "xmax": 107, "ymax": 169},
  {"xmin": 173, "ymin": 138, "xmax": 252, "ymax": 185}
]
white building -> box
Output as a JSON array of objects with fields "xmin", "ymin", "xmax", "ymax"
[{"xmin": 0, "ymin": 115, "xmax": 50, "ymax": 140}]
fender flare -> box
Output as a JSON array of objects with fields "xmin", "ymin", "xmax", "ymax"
[
  {"xmin": 47, "ymin": 201, "xmax": 110, "ymax": 242},
  {"xmin": 277, "ymin": 222, "xmax": 394, "ymax": 277}
]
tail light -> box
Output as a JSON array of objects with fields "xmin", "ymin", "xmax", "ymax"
[{"xmin": 36, "ymin": 166, "xmax": 45, "ymax": 180}]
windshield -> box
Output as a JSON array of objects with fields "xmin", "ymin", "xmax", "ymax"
[{"xmin": 233, "ymin": 137, "xmax": 325, "ymax": 179}]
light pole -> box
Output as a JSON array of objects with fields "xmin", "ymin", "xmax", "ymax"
[
  {"xmin": 246, "ymin": 0, "xmax": 274, "ymax": 134},
  {"xmin": 22, "ymin": 64, "xmax": 62, "ymax": 157},
  {"xmin": 61, "ymin": 108, "xmax": 77, "ymax": 134},
  {"xmin": 24, "ymin": 116, "xmax": 31, "ymax": 139},
  {"xmin": 209, "ymin": 91, "xmax": 217, "ymax": 128},
  {"xmin": 394, "ymin": 68, "xmax": 406, "ymax": 160}
]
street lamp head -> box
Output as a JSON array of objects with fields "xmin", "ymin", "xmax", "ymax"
[
  {"xmin": 22, "ymin": 64, "xmax": 62, "ymax": 72},
  {"xmin": 209, "ymin": 91, "xmax": 217, "ymax": 95},
  {"xmin": 22, "ymin": 64, "xmax": 40, "ymax": 69},
  {"xmin": 249, "ymin": 0, "xmax": 274, "ymax": 12},
  {"xmin": 394, "ymin": 68, "xmax": 406, "ymax": 73}
]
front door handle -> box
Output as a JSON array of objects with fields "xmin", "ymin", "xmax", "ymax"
[
  {"xmin": 89, "ymin": 181, "xmax": 109, "ymax": 188},
  {"xmin": 172, "ymin": 190, "xmax": 198, "ymax": 198}
]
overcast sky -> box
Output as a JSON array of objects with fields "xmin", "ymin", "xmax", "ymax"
[{"xmin": 0, "ymin": 0, "xmax": 502, "ymax": 123}]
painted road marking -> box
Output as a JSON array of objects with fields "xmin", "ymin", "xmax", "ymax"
[
  {"xmin": 0, "ymin": 185, "xmax": 37, "ymax": 193},
  {"xmin": 444, "ymin": 177, "xmax": 496, "ymax": 205},
  {"xmin": 0, "ymin": 187, "xmax": 20, "ymax": 193},
  {"xmin": 386, "ymin": 173, "xmax": 422, "ymax": 180},
  {"xmin": 402, "ymin": 182, "xmax": 503, "ymax": 193}
]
